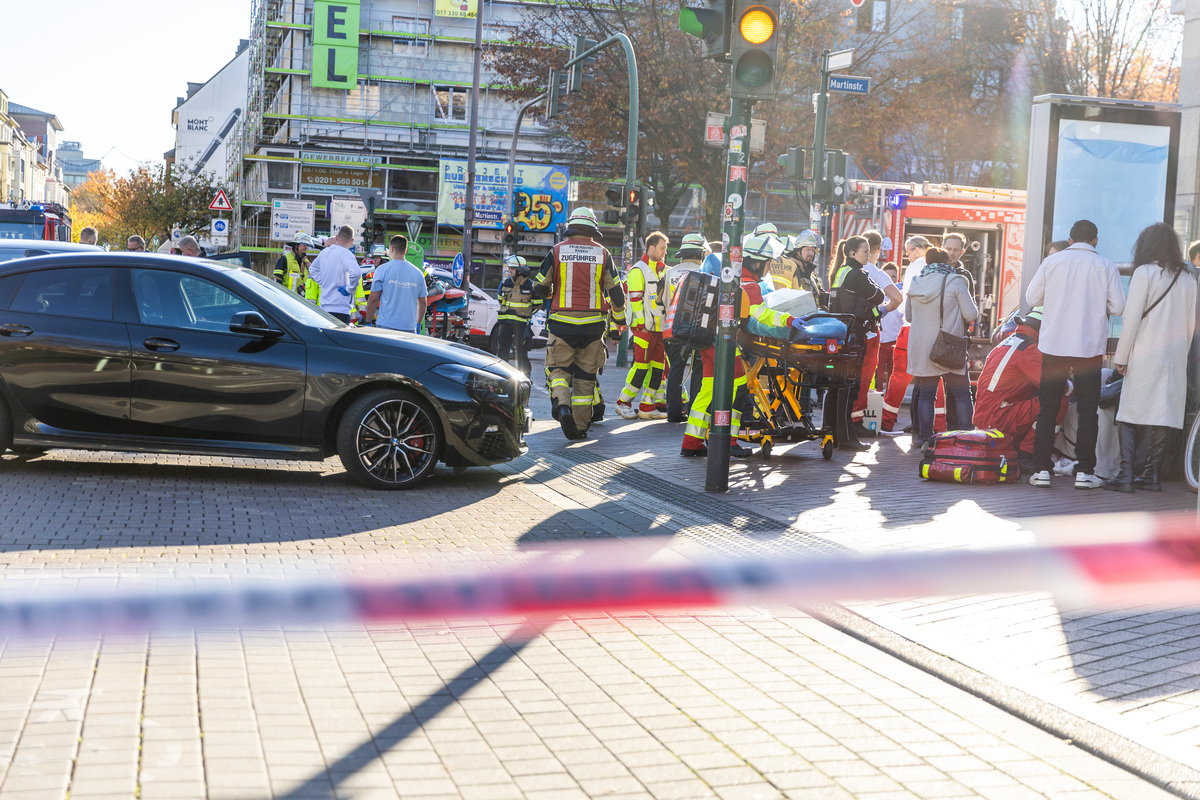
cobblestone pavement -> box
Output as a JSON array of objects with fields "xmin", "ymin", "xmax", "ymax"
[{"xmin": 0, "ymin": 345, "xmax": 1191, "ymax": 798}]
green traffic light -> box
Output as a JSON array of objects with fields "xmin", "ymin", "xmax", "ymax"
[{"xmin": 678, "ymin": 7, "xmax": 704, "ymax": 36}]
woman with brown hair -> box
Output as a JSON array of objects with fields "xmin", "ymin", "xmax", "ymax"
[
  {"xmin": 1106, "ymin": 222, "xmax": 1198, "ymax": 491},
  {"xmin": 905, "ymin": 246, "xmax": 979, "ymax": 448}
]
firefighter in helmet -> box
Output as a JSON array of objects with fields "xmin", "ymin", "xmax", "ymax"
[
  {"xmin": 496, "ymin": 254, "xmax": 536, "ymax": 375},
  {"xmin": 533, "ymin": 208, "xmax": 626, "ymax": 440},
  {"xmin": 682, "ymin": 233, "xmax": 799, "ymax": 458},
  {"xmin": 273, "ymin": 232, "xmax": 310, "ymax": 294}
]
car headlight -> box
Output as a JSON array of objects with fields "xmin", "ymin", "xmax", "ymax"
[{"xmin": 431, "ymin": 364, "xmax": 513, "ymax": 399}]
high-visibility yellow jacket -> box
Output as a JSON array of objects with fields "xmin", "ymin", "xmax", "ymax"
[
  {"xmin": 625, "ymin": 257, "xmax": 665, "ymax": 331},
  {"xmin": 274, "ymin": 250, "xmax": 307, "ymax": 294},
  {"xmin": 497, "ymin": 275, "xmax": 535, "ymax": 322},
  {"xmin": 534, "ymin": 236, "xmax": 625, "ymax": 335}
]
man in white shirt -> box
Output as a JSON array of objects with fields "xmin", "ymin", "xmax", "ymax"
[
  {"xmin": 1026, "ymin": 219, "xmax": 1126, "ymax": 489},
  {"xmin": 880, "ymin": 235, "xmax": 931, "ymax": 434},
  {"xmin": 853, "ymin": 230, "xmax": 903, "ymax": 437},
  {"xmin": 307, "ymin": 225, "xmax": 361, "ymax": 322}
]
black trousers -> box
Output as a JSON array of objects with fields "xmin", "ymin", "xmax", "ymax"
[
  {"xmin": 329, "ymin": 312, "xmax": 350, "ymax": 323},
  {"xmin": 665, "ymin": 342, "xmax": 704, "ymax": 421},
  {"xmin": 1033, "ymin": 354, "xmax": 1102, "ymax": 474},
  {"xmin": 496, "ymin": 319, "xmax": 531, "ymax": 376}
]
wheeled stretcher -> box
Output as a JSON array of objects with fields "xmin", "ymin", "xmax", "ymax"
[{"xmin": 735, "ymin": 313, "xmax": 861, "ymax": 460}]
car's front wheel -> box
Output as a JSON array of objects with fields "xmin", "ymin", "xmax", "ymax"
[{"xmin": 337, "ymin": 389, "xmax": 442, "ymax": 489}]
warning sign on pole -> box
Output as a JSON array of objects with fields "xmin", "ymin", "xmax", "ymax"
[{"xmin": 209, "ymin": 189, "xmax": 234, "ymax": 212}]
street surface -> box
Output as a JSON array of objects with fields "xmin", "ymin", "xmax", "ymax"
[{"xmin": 0, "ymin": 347, "xmax": 1195, "ymax": 800}]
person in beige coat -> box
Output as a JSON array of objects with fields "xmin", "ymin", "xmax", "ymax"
[
  {"xmin": 905, "ymin": 247, "xmax": 980, "ymax": 447},
  {"xmin": 1106, "ymin": 223, "xmax": 1198, "ymax": 492}
]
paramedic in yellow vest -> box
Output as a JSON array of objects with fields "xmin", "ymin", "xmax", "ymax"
[
  {"xmin": 273, "ymin": 233, "xmax": 309, "ymax": 294},
  {"xmin": 766, "ymin": 230, "xmax": 824, "ymax": 300},
  {"xmin": 660, "ymin": 233, "xmax": 707, "ymax": 423},
  {"xmin": 496, "ymin": 255, "xmax": 535, "ymax": 376},
  {"xmin": 352, "ymin": 245, "xmax": 387, "ymax": 324},
  {"xmin": 303, "ymin": 237, "xmax": 324, "ymax": 303},
  {"xmin": 683, "ymin": 233, "xmax": 799, "ymax": 458},
  {"xmin": 533, "ymin": 208, "xmax": 626, "ymax": 440},
  {"xmin": 616, "ymin": 231, "xmax": 670, "ymax": 419}
]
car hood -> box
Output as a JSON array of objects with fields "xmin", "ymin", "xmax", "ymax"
[{"xmin": 322, "ymin": 327, "xmax": 503, "ymax": 371}]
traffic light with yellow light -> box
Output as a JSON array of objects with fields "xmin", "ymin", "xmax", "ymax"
[{"xmin": 730, "ymin": 0, "xmax": 780, "ymax": 101}]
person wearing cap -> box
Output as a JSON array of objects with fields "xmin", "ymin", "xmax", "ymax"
[
  {"xmin": 495, "ymin": 255, "xmax": 536, "ymax": 375},
  {"xmin": 659, "ymin": 234, "xmax": 708, "ymax": 422},
  {"xmin": 533, "ymin": 208, "xmax": 626, "ymax": 440},
  {"xmin": 274, "ymin": 233, "xmax": 310, "ymax": 294},
  {"xmin": 973, "ymin": 307, "xmax": 1065, "ymax": 472},
  {"xmin": 683, "ymin": 233, "xmax": 799, "ymax": 458},
  {"xmin": 617, "ymin": 231, "xmax": 671, "ymax": 420}
]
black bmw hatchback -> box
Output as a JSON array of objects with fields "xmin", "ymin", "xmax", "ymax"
[{"xmin": 0, "ymin": 253, "xmax": 531, "ymax": 489}]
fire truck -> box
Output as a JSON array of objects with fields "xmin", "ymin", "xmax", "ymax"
[
  {"xmin": 831, "ymin": 181, "xmax": 1027, "ymax": 341},
  {"xmin": 0, "ymin": 203, "xmax": 72, "ymax": 243}
]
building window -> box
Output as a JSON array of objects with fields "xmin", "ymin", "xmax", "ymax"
[
  {"xmin": 485, "ymin": 23, "xmax": 518, "ymax": 42},
  {"xmin": 393, "ymin": 16, "xmax": 430, "ymax": 56},
  {"xmin": 949, "ymin": 5, "xmax": 965, "ymax": 39},
  {"xmin": 434, "ymin": 86, "xmax": 468, "ymax": 122},
  {"xmin": 856, "ymin": 0, "xmax": 888, "ymax": 32},
  {"xmin": 972, "ymin": 69, "xmax": 1004, "ymax": 101},
  {"xmin": 347, "ymin": 84, "xmax": 381, "ymax": 116}
]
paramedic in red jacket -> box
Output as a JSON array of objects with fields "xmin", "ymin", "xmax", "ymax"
[{"xmin": 973, "ymin": 308, "xmax": 1067, "ymax": 462}]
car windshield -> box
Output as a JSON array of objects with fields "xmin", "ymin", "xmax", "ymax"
[{"xmin": 219, "ymin": 265, "xmax": 344, "ymax": 329}]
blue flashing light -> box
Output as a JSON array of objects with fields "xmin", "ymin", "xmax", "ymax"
[{"xmin": 887, "ymin": 192, "xmax": 909, "ymax": 211}]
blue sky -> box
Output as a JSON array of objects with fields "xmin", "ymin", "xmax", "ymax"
[{"xmin": 4, "ymin": 0, "xmax": 250, "ymax": 173}]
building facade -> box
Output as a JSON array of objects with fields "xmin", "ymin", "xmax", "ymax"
[
  {"xmin": 8, "ymin": 102, "xmax": 69, "ymax": 208},
  {"xmin": 58, "ymin": 142, "xmax": 103, "ymax": 191},
  {"xmin": 235, "ymin": 0, "xmax": 569, "ymax": 287}
]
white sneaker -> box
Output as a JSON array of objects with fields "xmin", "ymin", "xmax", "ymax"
[
  {"xmin": 1075, "ymin": 472, "xmax": 1104, "ymax": 490},
  {"xmin": 615, "ymin": 403, "xmax": 638, "ymax": 420},
  {"xmin": 1028, "ymin": 470, "xmax": 1051, "ymax": 488},
  {"xmin": 638, "ymin": 409, "xmax": 668, "ymax": 420}
]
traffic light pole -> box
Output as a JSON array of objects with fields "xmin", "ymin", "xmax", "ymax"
[
  {"xmin": 705, "ymin": 97, "xmax": 753, "ymax": 493},
  {"xmin": 812, "ymin": 49, "xmax": 832, "ymax": 267}
]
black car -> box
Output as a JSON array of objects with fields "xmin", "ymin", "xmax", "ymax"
[{"xmin": 0, "ymin": 253, "xmax": 531, "ymax": 489}]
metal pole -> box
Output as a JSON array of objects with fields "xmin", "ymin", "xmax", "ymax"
[
  {"xmin": 812, "ymin": 50, "xmax": 831, "ymax": 268},
  {"xmin": 506, "ymin": 92, "xmax": 547, "ymax": 264},
  {"xmin": 461, "ymin": 0, "xmax": 485, "ymax": 318},
  {"xmin": 705, "ymin": 97, "xmax": 753, "ymax": 493}
]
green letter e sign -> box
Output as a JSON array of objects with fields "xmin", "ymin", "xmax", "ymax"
[{"xmin": 312, "ymin": 0, "xmax": 360, "ymax": 89}]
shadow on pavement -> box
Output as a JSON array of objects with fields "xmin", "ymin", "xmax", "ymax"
[{"xmin": 272, "ymin": 624, "xmax": 541, "ymax": 800}]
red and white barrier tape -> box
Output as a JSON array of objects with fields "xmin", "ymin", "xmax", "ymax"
[{"xmin": 2, "ymin": 512, "xmax": 1199, "ymax": 638}]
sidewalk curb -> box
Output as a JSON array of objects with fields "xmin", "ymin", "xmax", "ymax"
[{"xmin": 806, "ymin": 601, "xmax": 1200, "ymax": 799}]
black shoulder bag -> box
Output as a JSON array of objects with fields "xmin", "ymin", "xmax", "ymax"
[{"xmin": 928, "ymin": 275, "xmax": 969, "ymax": 372}]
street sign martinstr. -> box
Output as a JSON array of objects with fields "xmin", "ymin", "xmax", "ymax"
[{"xmin": 829, "ymin": 75, "xmax": 871, "ymax": 95}]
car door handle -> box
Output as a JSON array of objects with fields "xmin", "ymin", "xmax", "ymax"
[
  {"xmin": 143, "ymin": 337, "xmax": 180, "ymax": 352},
  {"xmin": 0, "ymin": 324, "xmax": 33, "ymax": 337}
]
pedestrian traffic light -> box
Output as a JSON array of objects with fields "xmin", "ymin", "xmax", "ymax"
[
  {"xmin": 815, "ymin": 150, "xmax": 848, "ymax": 204},
  {"xmin": 546, "ymin": 69, "xmax": 567, "ymax": 118},
  {"xmin": 730, "ymin": 0, "xmax": 780, "ymax": 101},
  {"xmin": 359, "ymin": 218, "xmax": 372, "ymax": 250},
  {"xmin": 568, "ymin": 36, "xmax": 598, "ymax": 93},
  {"xmin": 372, "ymin": 218, "xmax": 386, "ymax": 244},
  {"xmin": 603, "ymin": 184, "xmax": 624, "ymax": 225},
  {"xmin": 778, "ymin": 147, "xmax": 806, "ymax": 180},
  {"xmin": 678, "ymin": 0, "xmax": 732, "ymax": 62},
  {"xmin": 627, "ymin": 186, "xmax": 642, "ymax": 226},
  {"xmin": 503, "ymin": 221, "xmax": 524, "ymax": 250}
]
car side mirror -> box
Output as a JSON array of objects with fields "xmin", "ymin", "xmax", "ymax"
[{"xmin": 230, "ymin": 310, "xmax": 283, "ymax": 337}]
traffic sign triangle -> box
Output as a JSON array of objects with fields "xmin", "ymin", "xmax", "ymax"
[{"xmin": 209, "ymin": 189, "xmax": 234, "ymax": 211}]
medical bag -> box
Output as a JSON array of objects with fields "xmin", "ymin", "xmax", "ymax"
[
  {"xmin": 664, "ymin": 270, "xmax": 719, "ymax": 348},
  {"xmin": 919, "ymin": 429, "xmax": 1021, "ymax": 484}
]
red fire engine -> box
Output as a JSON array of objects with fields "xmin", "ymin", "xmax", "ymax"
[
  {"xmin": 831, "ymin": 181, "xmax": 1027, "ymax": 340},
  {"xmin": 0, "ymin": 203, "xmax": 72, "ymax": 243}
]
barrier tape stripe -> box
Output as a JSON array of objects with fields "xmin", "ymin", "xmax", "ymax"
[{"xmin": 2, "ymin": 513, "xmax": 1200, "ymax": 637}]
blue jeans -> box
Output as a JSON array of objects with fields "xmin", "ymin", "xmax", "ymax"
[{"xmin": 913, "ymin": 373, "xmax": 973, "ymax": 444}]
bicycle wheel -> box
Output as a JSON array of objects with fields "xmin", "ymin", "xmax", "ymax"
[{"xmin": 1185, "ymin": 412, "xmax": 1200, "ymax": 492}]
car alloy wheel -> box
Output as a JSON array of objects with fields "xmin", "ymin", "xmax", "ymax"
[{"xmin": 338, "ymin": 389, "xmax": 441, "ymax": 489}]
